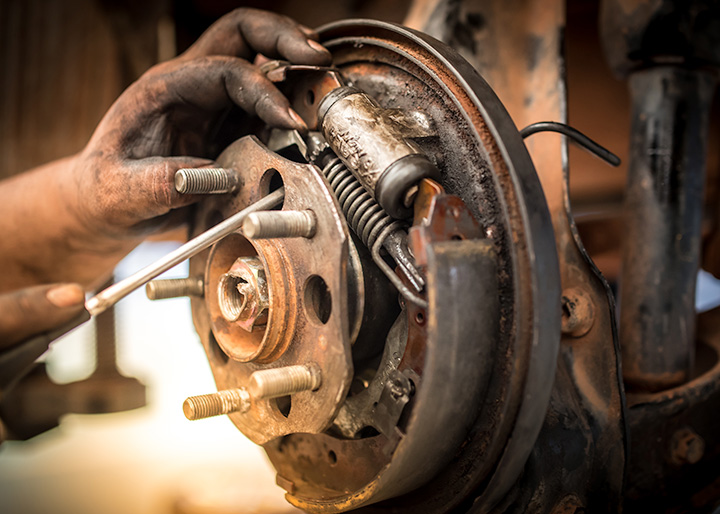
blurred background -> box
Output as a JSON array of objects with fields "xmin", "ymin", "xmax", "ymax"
[{"xmin": 0, "ymin": 244, "xmax": 302, "ymax": 514}]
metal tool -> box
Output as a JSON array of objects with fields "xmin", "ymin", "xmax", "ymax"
[
  {"xmin": 0, "ymin": 311, "xmax": 90, "ymax": 394},
  {"xmin": 85, "ymin": 188, "xmax": 285, "ymax": 316}
]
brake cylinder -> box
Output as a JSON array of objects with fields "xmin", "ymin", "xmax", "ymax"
[{"xmin": 317, "ymin": 86, "xmax": 440, "ymax": 219}]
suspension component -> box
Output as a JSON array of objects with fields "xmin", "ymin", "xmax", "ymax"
[
  {"xmin": 318, "ymin": 86, "xmax": 440, "ymax": 219},
  {"xmin": 186, "ymin": 19, "xmax": 562, "ymax": 513}
]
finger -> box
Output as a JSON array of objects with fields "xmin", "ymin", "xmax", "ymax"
[
  {"xmin": 181, "ymin": 8, "xmax": 331, "ymax": 65},
  {"xmin": 102, "ymin": 56, "xmax": 307, "ymax": 158},
  {"xmin": 143, "ymin": 56, "xmax": 307, "ymax": 132},
  {"xmin": 0, "ymin": 284, "xmax": 86, "ymax": 350},
  {"xmin": 116, "ymin": 156, "xmax": 215, "ymax": 224}
]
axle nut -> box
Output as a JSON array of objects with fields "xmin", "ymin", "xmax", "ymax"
[{"xmin": 218, "ymin": 256, "xmax": 269, "ymax": 332}]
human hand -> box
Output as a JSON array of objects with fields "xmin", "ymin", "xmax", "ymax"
[
  {"xmin": 0, "ymin": 284, "xmax": 85, "ymax": 350},
  {"xmin": 0, "ymin": 9, "xmax": 331, "ymax": 291},
  {"xmin": 75, "ymin": 8, "xmax": 330, "ymax": 238}
]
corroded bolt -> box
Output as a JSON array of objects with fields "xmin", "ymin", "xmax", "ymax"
[
  {"xmin": 242, "ymin": 210, "xmax": 317, "ymax": 239},
  {"xmin": 175, "ymin": 168, "xmax": 239, "ymax": 194},
  {"xmin": 561, "ymin": 287, "xmax": 595, "ymax": 337},
  {"xmin": 146, "ymin": 277, "xmax": 203, "ymax": 300},
  {"xmin": 183, "ymin": 388, "xmax": 250, "ymax": 420},
  {"xmin": 248, "ymin": 364, "xmax": 322, "ymax": 400},
  {"xmin": 670, "ymin": 427, "xmax": 705, "ymax": 465}
]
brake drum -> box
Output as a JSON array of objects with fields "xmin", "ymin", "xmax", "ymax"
[{"xmin": 188, "ymin": 20, "xmax": 560, "ymax": 513}]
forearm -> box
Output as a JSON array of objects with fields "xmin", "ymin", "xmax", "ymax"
[{"xmin": 0, "ymin": 155, "xmax": 138, "ymax": 293}]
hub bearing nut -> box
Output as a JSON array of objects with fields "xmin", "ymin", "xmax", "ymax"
[{"xmin": 218, "ymin": 256, "xmax": 269, "ymax": 332}]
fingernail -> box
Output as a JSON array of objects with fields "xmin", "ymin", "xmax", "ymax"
[
  {"xmin": 287, "ymin": 108, "xmax": 308, "ymax": 131},
  {"xmin": 307, "ymin": 39, "xmax": 329, "ymax": 54},
  {"xmin": 47, "ymin": 284, "xmax": 85, "ymax": 308}
]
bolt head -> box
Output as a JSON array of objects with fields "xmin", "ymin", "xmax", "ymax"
[
  {"xmin": 218, "ymin": 256, "xmax": 269, "ymax": 332},
  {"xmin": 561, "ymin": 287, "xmax": 595, "ymax": 337},
  {"xmin": 671, "ymin": 427, "xmax": 705, "ymax": 465}
]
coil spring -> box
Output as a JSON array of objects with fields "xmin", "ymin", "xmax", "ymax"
[{"xmin": 322, "ymin": 157, "xmax": 394, "ymax": 249}]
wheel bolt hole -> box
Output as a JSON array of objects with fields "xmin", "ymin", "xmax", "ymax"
[{"xmin": 304, "ymin": 275, "xmax": 332, "ymax": 324}]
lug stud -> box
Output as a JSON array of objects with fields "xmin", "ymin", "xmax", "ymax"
[
  {"xmin": 248, "ymin": 364, "xmax": 322, "ymax": 400},
  {"xmin": 175, "ymin": 168, "xmax": 239, "ymax": 194},
  {"xmin": 183, "ymin": 388, "xmax": 250, "ymax": 420},
  {"xmin": 242, "ymin": 210, "xmax": 317, "ymax": 239},
  {"xmin": 146, "ymin": 277, "xmax": 203, "ymax": 300}
]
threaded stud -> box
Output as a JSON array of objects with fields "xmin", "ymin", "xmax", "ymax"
[
  {"xmin": 248, "ymin": 364, "xmax": 322, "ymax": 400},
  {"xmin": 242, "ymin": 210, "xmax": 317, "ymax": 239},
  {"xmin": 183, "ymin": 388, "xmax": 250, "ymax": 420},
  {"xmin": 146, "ymin": 277, "xmax": 204, "ymax": 300},
  {"xmin": 175, "ymin": 168, "xmax": 239, "ymax": 194}
]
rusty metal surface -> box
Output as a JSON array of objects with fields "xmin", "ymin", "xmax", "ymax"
[
  {"xmin": 624, "ymin": 306, "xmax": 720, "ymax": 513},
  {"xmin": 189, "ymin": 136, "xmax": 353, "ymax": 445},
  {"xmin": 253, "ymin": 17, "xmax": 561, "ymax": 513},
  {"xmin": 190, "ymin": 4, "xmax": 635, "ymax": 512},
  {"xmin": 271, "ymin": 236, "xmax": 500, "ymax": 513},
  {"xmin": 267, "ymin": 65, "xmax": 345, "ymax": 131},
  {"xmin": 406, "ymin": 1, "xmax": 627, "ymax": 512}
]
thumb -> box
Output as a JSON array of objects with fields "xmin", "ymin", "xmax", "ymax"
[{"xmin": 0, "ymin": 283, "xmax": 86, "ymax": 350}]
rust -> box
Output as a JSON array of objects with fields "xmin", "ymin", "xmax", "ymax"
[
  {"xmin": 206, "ymin": 235, "xmax": 273, "ymax": 362},
  {"xmin": 670, "ymin": 427, "xmax": 706, "ymax": 466},
  {"xmin": 403, "ymin": 1, "xmax": 627, "ymax": 510},
  {"xmin": 189, "ymin": 136, "xmax": 353, "ymax": 445},
  {"xmin": 291, "ymin": 18, "xmax": 560, "ymax": 513},
  {"xmin": 266, "ymin": 64, "xmax": 344, "ymax": 130},
  {"xmin": 186, "ymin": 17, "xmax": 561, "ymax": 514},
  {"xmin": 560, "ymin": 287, "xmax": 595, "ymax": 338},
  {"xmin": 412, "ymin": 178, "xmax": 445, "ymax": 224}
]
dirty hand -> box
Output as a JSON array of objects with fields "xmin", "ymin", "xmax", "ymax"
[
  {"xmin": 0, "ymin": 8, "xmax": 331, "ymax": 291},
  {"xmin": 0, "ymin": 284, "xmax": 85, "ymax": 350}
]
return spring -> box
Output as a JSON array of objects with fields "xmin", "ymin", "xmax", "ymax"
[
  {"xmin": 322, "ymin": 157, "xmax": 427, "ymax": 308},
  {"xmin": 323, "ymin": 157, "xmax": 395, "ymax": 250}
]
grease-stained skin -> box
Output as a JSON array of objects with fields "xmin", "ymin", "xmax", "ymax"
[{"xmin": 0, "ymin": 8, "xmax": 331, "ymax": 345}]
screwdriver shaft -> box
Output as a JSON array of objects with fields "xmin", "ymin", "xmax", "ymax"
[{"xmin": 85, "ymin": 189, "xmax": 284, "ymax": 316}]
